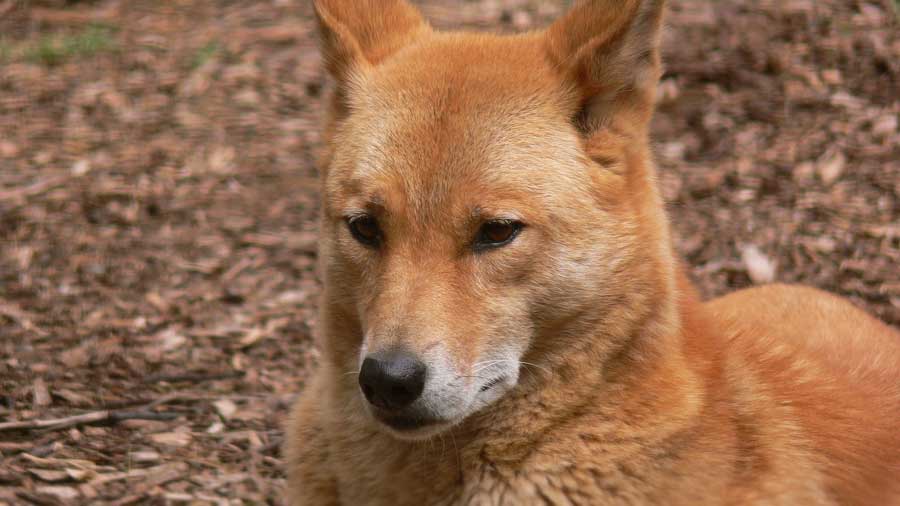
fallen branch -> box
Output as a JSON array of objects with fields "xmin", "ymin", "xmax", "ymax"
[{"xmin": 0, "ymin": 410, "xmax": 178, "ymax": 432}]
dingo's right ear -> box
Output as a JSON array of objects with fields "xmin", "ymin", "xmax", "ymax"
[{"xmin": 313, "ymin": 0, "xmax": 429, "ymax": 84}]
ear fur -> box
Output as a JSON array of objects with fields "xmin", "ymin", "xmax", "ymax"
[
  {"xmin": 313, "ymin": 0, "xmax": 429, "ymax": 83},
  {"xmin": 545, "ymin": 0, "xmax": 666, "ymax": 134}
]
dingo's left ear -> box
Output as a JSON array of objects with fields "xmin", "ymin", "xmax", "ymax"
[
  {"xmin": 313, "ymin": 0, "xmax": 429, "ymax": 84},
  {"xmin": 545, "ymin": 0, "xmax": 665, "ymax": 134}
]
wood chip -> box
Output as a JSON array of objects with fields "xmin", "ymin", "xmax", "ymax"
[
  {"xmin": 149, "ymin": 432, "xmax": 192, "ymax": 447},
  {"xmin": 741, "ymin": 245, "xmax": 777, "ymax": 284},
  {"xmin": 238, "ymin": 327, "xmax": 266, "ymax": 348},
  {"xmin": 212, "ymin": 399, "xmax": 237, "ymax": 420},
  {"xmin": 54, "ymin": 389, "xmax": 92, "ymax": 406},
  {"xmin": 34, "ymin": 485, "xmax": 80, "ymax": 501},
  {"xmin": 32, "ymin": 378, "xmax": 51, "ymax": 408},
  {"xmin": 129, "ymin": 451, "xmax": 161, "ymax": 463},
  {"xmin": 65, "ymin": 469, "xmax": 92, "ymax": 482},
  {"xmin": 158, "ymin": 328, "xmax": 187, "ymax": 352},
  {"xmin": 59, "ymin": 346, "xmax": 91, "ymax": 369},
  {"xmin": 872, "ymin": 114, "xmax": 897, "ymax": 138},
  {"xmin": 816, "ymin": 149, "xmax": 846, "ymax": 186},
  {"xmin": 29, "ymin": 469, "xmax": 69, "ymax": 483}
]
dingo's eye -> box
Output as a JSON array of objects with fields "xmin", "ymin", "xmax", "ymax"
[
  {"xmin": 475, "ymin": 220, "xmax": 523, "ymax": 251},
  {"xmin": 347, "ymin": 215, "xmax": 381, "ymax": 247}
]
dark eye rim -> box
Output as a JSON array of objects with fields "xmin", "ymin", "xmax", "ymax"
[
  {"xmin": 474, "ymin": 219, "xmax": 524, "ymax": 252},
  {"xmin": 346, "ymin": 214, "xmax": 381, "ymax": 247}
]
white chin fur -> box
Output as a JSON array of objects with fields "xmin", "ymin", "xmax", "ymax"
[{"xmin": 358, "ymin": 342, "xmax": 524, "ymax": 440}]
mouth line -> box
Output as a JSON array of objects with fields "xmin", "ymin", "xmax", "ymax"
[
  {"xmin": 373, "ymin": 411, "xmax": 446, "ymax": 432},
  {"xmin": 362, "ymin": 374, "xmax": 513, "ymax": 438}
]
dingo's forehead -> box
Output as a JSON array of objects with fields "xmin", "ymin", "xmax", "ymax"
[{"xmin": 325, "ymin": 34, "xmax": 593, "ymax": 224}]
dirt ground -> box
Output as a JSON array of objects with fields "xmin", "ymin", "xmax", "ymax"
[{"xmin": 0, "ymin": 0, "xmax": 897, "ymax": 504}]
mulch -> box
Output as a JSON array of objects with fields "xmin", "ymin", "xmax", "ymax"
[{"xmin": 1, "ymin": 0, "xmax": 897, "ymax": 504}]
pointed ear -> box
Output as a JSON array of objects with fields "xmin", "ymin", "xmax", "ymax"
[
  {"xmin": 545, "ymin": 0, "xmax": 665, "ymax": 134},
  {"xmin": 313, "ymin": 0, "xmax": 429, "ymax": 83}
]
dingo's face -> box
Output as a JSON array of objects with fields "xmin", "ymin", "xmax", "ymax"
[{"xmin": 315, "ymin": 0, "xmax": 666, "ymax": 440}]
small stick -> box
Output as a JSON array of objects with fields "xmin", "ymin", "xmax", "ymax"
[
  {"xmin": 143, "ymin": 371, "xmax": 244, "ymax": 384},
  {"xmin": 0, "ymin": 174, "xmax": 70, "ymax": 203},
  {"xmin": 0, "ymin": 410, "xmax": 178, "ymax": 432}
]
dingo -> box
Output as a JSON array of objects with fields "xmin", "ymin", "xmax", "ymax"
[{"xmin": 285, "ymin": 1, "xmax": 900, "ymax": 504}]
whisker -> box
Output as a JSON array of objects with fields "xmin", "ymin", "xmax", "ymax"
[
  {"xmin": 518, "ymin": 361, "xmax": 552, "ymax": 376},
  {"xmin": 472, "ymin": 359, "xmax": 508, "ymax": 367},
  {"xmin": 472, "ymin": 359, "xmax": 553, "ymax": 378},
  {"xmin": 472, "ymin": 360, "xmax": 508, "ymax": 373}
]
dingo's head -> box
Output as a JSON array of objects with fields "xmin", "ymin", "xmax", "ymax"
[{"xmin": 314, "ymin": 0, "xmax": 674, "ymax": 440}]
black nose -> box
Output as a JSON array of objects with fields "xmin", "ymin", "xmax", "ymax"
[{"xmin": 358, "ymin": 349, "xmax": 427, "ymax": 411}]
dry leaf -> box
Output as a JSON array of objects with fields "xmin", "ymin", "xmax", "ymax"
[
  {"xmin": 59, "ymin": 346, "xmax": 91, "ymax": 368},
  {"xmin": 816, "ymin": 150, "xmax": 846, "ymax": 186},
  {"xmin": 741, "ymin": 245, "xmax": 777, "ymax": 284},
  {"xmin": 0, "ymin": 139, "xmax": 19, "ymax": 158},
  {"xmin": 158, "ymin": 328, "xmax": 187, "ymax": 352},
  {"xmin": 872, "ymin": 114, "xmax": 897, "ymax": 138},
  {"xmin": 222, "ymin": 430, "xmax": 264, "ymax": 449},
  {"xmin": 29, "ymin": 469, "xmax": 69, "ymax": 482},
  {"xmin": 54, "ymin": 388, "xmax": 92, "ymax": 406},
  {"xmin": 792, "ymin": 161, "xmax": 816, "ymax": 182},
  {"xmin": 129, "ymin": 451, "xmax": 161, "ymax": 463},
  {"xmin": 238, "ymin": 327, "xmax": 265, "ymax": 348},
  {"xmin": 70, "ymin": 159, "xmax": 91, "ymax": 176},
  {"xmin": 273, "ymin": 290, "xmax": 307, "ymax": 306},
  {"xmin": 829, "ymin": 91, "xmax": 865, "ymax": 110},
  {"xmin": 65, "ymin": 468, "xmax": 92, "ymax": 482},
  {"xmin": 78, "ymin": 483, "xmax": 98, "ymax": 500},
  {"xmin": 120, "ymin": 419, "xmax": 172, "ymax": 432},
  {"xmin": 213, "ymin": 399, "xmax": 238, "ymax": 420},
  {"xmin": 149, "ymin": 432, "xmax": 192, "ymax": 447},
  {"xmin": 35, "ymin": 485, "xmax": 80, "ymax": 501},
  {"xmin": 145, "ymin": 292, "xmax": 170, "ymax": 312},
  {"xmin": 33, "ymin": 377, "xmax": 51, "ymax": 407}
]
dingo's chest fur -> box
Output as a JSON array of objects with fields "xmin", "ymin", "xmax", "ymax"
[{"xmin": 284, "ymin": 1, "xmax": 900, "ymax": 505}]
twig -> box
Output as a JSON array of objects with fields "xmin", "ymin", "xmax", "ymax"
[
  {"xmin": 144, "ymin": 392, "xmax": 266, "ymax": 410},
  {"xmin": 28, "ymin": 6, "xmax": 119, "ymax": 25},
  {"xmin": 15, "ymin": 491, "xmax": 57, "ymax": 506},
  {"xmin": 0, "ymin": 174, "xmax": 70, "ymax": 203},
  {"xmin": 144, "ymin": 370, "xmax": 244, "ymax": 384},
  {"xmin": 103, "ymin": 392, "xmax": 220, "ymax": 410},
  {"xmin": 0, "ymin": 410, "xmax": 178, "ymax": 432},
  {"xmin": 0, "ymin": 302, "xmax": 48, "ymax": 337}
]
